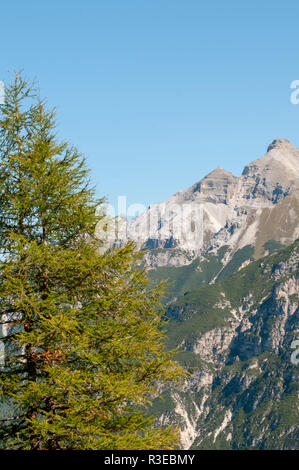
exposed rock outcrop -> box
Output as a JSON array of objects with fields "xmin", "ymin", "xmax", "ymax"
[
  {"xmin": 152, "ymin": 242, "xmax": 299, "ymax": 450},
  {"xmin": 106, "ymin": 139, "xmax": 299, "ymax": 270}
]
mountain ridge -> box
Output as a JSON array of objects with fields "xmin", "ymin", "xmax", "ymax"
[{"xmin": 107, "ymin": 138, "xmax": 299, "ymax": 272}]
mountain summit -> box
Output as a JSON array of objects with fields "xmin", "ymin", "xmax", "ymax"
[
  {"xmin": 242, "ymin": 138, "xmax": 299, "ymax": 202},
  {"xmin": 267, "ymin": 137, "xmax": 293, "ymax": 152}
]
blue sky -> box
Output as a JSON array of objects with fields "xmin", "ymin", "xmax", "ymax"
[{"xmin": 1, "ymin": 0, "xmax": 299, "ymax": 212}]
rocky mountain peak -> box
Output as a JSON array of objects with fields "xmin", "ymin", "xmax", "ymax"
[
  {"xmin": 241, "ymin": 138, "xmax": 299, "ymax": 200},
  {"xmin": 107, "ymin": 138, "xmax": 299, "ymax": 268},
  {"xmin": 203, "ymin": 166, "xmax": 235, "ymax": 178},
  {"xmin": 266, "ymin": 138, "xmax": 292, "ymax": 153},
  {"xmin": 188, "ymin": 167, "xmax": 237, "ymax": 204}
]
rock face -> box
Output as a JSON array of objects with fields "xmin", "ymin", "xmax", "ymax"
[
  {"xmin": 184, "ymin": 167, "xmax": 238, "ymax": 205},
  {"xmin": 151, "ymin": 241, "xmax": 299, "ymax": 450},
  {"xmin": 242, "ymin": 138, "xmax": 298, "ymax": 203},
  {"xmin": 108, "ymin": 138, "xmax": 299, "ymax": 269}
]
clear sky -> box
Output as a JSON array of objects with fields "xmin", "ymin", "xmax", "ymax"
[{"xmin": 1, "ymin": 0, "xmax": 299, "ymax": 213}]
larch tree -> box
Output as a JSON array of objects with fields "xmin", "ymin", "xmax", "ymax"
[{"xmin": 0, "ymin": 74, "xmax": 184, "ymax": 450}]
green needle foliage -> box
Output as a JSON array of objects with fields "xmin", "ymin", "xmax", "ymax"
[{"xmin": 0, "ymin": 73, "xmax": 185, "ymax": 450}]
